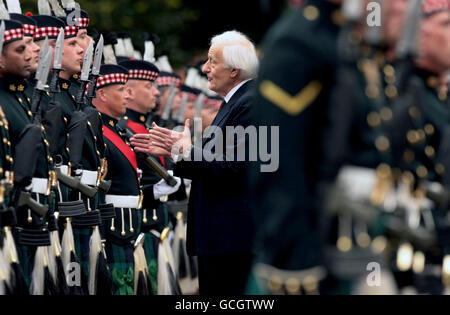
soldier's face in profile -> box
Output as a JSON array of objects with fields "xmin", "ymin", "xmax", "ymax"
[
  {"xmin": 383, "ymin": 0, "xmax": 409, "ymax": 47},
  {"xmin": 103, "ymin": 84, "xmax": 127, "ymax": 117},
  {"xmin": 1, "ymin": 39, "xmax": 32, "ymax": 78},
  {"xmin": 23, "ymin": 36, "xmax": 40, "ymax": 73},
  {"xmin": 418, "ymin": 11, "xmax": 450, "ymax": 73},
  {"xmin": 170, "ymin": 89, "xmax": 182, "ymax": 113},
  {"xmin": 126, "ymin": 80, "xmax": 160, "ymax": 112},
  {"xmin": 77, "ymin": 29, "xmax": 93, "ymax": 53},
  {"xmin": 203, "ymin": 45, "xmax": 234, "ymax": 97},
  {"xmin": 62, "ymin": 38, "xmax": 84, "ymax": 75}
]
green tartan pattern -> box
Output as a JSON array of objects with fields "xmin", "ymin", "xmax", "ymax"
[
  {"xmin": 16, "ymin": 244, "xmax": 36, "ymax": 287},
  {"xmin": 72, "ymin": 227, "xmax": 93, "ymax": 277},
  {"xmin": 143, "ymin": 233, "xmax": 159, "ymax": 295},
  {"xmin": 104, "ymin": 241, "xmax": 135, "ymax": 295}
]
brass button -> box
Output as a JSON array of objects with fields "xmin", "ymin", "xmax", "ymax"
[
  {"xmin": 380, "ymin": 107, "xmax": 393, "ymax": 122},
  {"xmin": 385, "ymin": 85, "xmax": 398, "ymax": 98},
  {"xmin": 304, "ymin": 5, "xmax": 319, "ymax": 21},
  {"xmin": 87, "ymin": 121, "xmax": 92, "ymax": 127},
  {"xmin": 367, "ymin": 112, "xmax": 381, "ymax": 128},
  {"xmin": 94, "ymin": 136, "xmax": 97, "ymax": 141},
  {"xmin": 424, "ymin": 124, "xmax": 435, "ymax": 136},
  {"xmin": 383, "ymin": 65, "xmax": 395, "ymax": 77},
  {"xmin": 285, "ymin": 278, "xmax": 301, "ymax": 295},
  {"xmin": 427, "ymin": 76, "xmax": 439, "ymax": 88},
  {"xmin": 27, "ymin": 110, "xmax": 32, "ymax": 117},
  {"xmin": 18, "ymin": 98, "xmax": 23, "ymax": 104},
  {"xmin": 303, "ymin": 276, "xmax": 319, "ymax": 294},
  {"xmin": 407, "ymin": 130, "xmax": 420, "ymax": 144},
  {"xmin": 425, "ymin": 146, "xmax": 435, "ymax": 158},
  {"xmin": 267, "ymin": 275, "xmax": 283, "ymax": 293},
  {"xmin": 385, "ymin": 75, "xmax": 396, "ymax": 85},
  {"xmin": 2, "ymin": 138, "xmax": 7, "ymax": 144},
  {"xmin": 436, "ymin": 164, "xmax": 446, "ymax": 175},
  {"xmin": 416, "ymin": 165, "xmax": 428, "ymax": 178},
  {"xmin": 337, "ymin": 236, "xmax": 352, "ymax": 252},
  {"xmin": 375, "ymin": 136, "xmax": 390, "ymax": 152}
]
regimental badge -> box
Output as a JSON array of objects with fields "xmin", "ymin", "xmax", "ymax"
[
  {"xmin": 18, "ymin": 85, "xmax": 24, "ymax": 92},
  {"xmin": 109, "ymin": 120, "xmax": 115, "ymax": 127},
  {"xmin": 9, "ymin": 85, "xmax": 16, "ymax": 92},
  {"xmin": 62, "ymin": 83, "xmax": 69, "ymax": 90},
  {"xmin": 140, "ymin": 115, "xmax": 146, "ymax": 122}
]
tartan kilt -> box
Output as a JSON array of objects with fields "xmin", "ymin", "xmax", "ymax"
[
  {"xmin": 103, "ymin": 240, "xmax": 135, "ymax": 295},
  {"xmin": 72, "ymin": 227, "xmax": 93, "ymax": 277},
  {"xmin": 15, "ymin": 244, "xmax": 36, "ymax": 287},
  {"xmin": 143, "ymin": 232, "xmax": 159, "ymax": 295}
]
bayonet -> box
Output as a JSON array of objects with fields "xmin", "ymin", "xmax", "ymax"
[
  {"xmin": 161, "ymin": 81, "xmax": 176, "ymax": 122},
  {"xmin": 396, "ymin": 0, "xmax": 423, "ymax": 93},
  {"xmin": 0, "ymin": 21, "xmax": 5, "ymax": 68},
  {"xmin": 193, "ymin": 93, "xmax": 206, "ymax": 143},
  {"xmin": 86, "ymin": 35, "xmax": 103, "ymax": 101},
  {"xmin": 31, "ymin": 49, "xmax": 52, "ymax": 122},
  {"xmin": 35, "ymin": 36, "xmax": 48, "ymax": 81},
  {"xmin": 175, "ymin": 93, "xmax": 188, "ymax": 124},
  {"xmin": 49, "ymin": 29, "xmax": 65, "ymax": 100},
  {"xmin": 76, "ymin": 39, "xmax": 94, "ymax": 108}
]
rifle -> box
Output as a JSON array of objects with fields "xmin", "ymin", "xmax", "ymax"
[{"xmin": 115, "ymin": 122, "xmax": 178, "ymax": 187}]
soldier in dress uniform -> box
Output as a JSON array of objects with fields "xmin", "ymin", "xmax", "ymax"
[
  {"xmin": 0, "ymin": 17, "xmax": 57, "ymax": 292},
  {"xmin": 118, "ymin": 58, "xmax": 181, "ymax": 294},
  {"xmin": 153, "ymin": 71, "xmax": 182, "ymax": 128},
  {"xmin": 247, "ymin": 0, "xmax": 345, "ymax": 295},
  {"xmin": 386, "ymin": 0, "xmax": 450, "ymax": 294}
]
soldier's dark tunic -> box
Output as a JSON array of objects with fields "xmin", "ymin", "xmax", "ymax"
[
  {"xmin": 101, "ymin": 113, "xmax": 142, "ymax": 295},
  {"xmin": 248, "ymin": 0, "xmax": 342, "ymax": 293},
  {"xmin": 0, "ymin": 78, "xmax": 55, "ymax": 283},
  {"xmin": 122, "ymin": 108, "xmax": 170, "ymax": 294}
]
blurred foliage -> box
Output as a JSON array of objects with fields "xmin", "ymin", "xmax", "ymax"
[{"xmin": 19, "ymin": 0, "xmax": 286, "ymax": 69}]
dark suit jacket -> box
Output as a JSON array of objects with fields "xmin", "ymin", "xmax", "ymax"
[{"xmin": 174, "ymin": 80, "xmax": 255, "ymax": 256}]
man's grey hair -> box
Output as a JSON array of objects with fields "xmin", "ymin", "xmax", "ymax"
[{"xmin": 210, "ymin": 30, "xmax": 259, "ymax": 80}]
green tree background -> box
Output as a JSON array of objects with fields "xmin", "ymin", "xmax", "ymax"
[{"xmin": 18, "ymin": 0, "xmax": 286, "ymax": 70}]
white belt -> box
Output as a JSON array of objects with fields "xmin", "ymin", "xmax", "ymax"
[
  {"xmin": 336, "ymin": 166, "xmax": 377, "ymax": 201},
  {"xmin": 58, "ymin": 165, "xmax": 69, "ymax": 176},
  {"xmin": 80, "ymin": 170, "xmax": 98, "ymax": 186},
  {"xmin": 105, "ymin": 195, "xmax": 140, "ymax": 209},
  {"xmin": 26, "ymin": 178, "xmax": 49, "ymax": 195}
]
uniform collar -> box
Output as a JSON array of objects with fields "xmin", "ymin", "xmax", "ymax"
[
  {"xmin": 125, "ymin": 108, "xmax": 148, "ymax": 124},
  {"xmin": 59, "ymin": 78, "xmax": 72, "ymax": 91},
  {"xmin": 0, "ymin": 77, "xmax": 28, "ymax": 93},
  {"xmin": 101, "ymin": 112, "xmax": 119, "ymax": 128}
]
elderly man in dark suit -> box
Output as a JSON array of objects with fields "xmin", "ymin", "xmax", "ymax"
[{"xmin": 131, "ymin": 30, "xmax": 259, "ymax": 295}]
